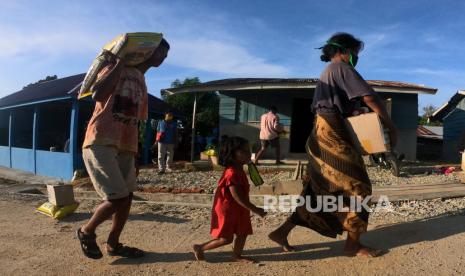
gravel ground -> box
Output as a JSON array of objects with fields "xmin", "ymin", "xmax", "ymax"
[
  {"xmin": 4, "ymin": 190, "xmax": 465, "ymax": 231},
  {"xmin": 2, "ymin": 177, "xmax": 465, "ymax": 275},
  {"xmin": 136, "ymin": 165, "xmax": 461, "ymax": 193},
  {"xmin": 2, "ymin": 189, "xmax": 465, "ymax": 275},
  {"xmin": 137, "ymin": 167, "xmax": 294, "ymax": 193},
  {"xmin": 367, "ymin": 166, "xmax": 460, "ymax": 186}
]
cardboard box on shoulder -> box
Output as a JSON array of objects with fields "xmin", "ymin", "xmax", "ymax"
[
  {"xmin": 344, "ymin": 112, "xmax": 390, "ymax": 155},
  {"xmin": 47, "ymin": 184, "xmax": 75, "ymax": 207}
]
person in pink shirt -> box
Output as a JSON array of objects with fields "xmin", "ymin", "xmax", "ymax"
[{"xmin": 254, "ymin": 106, "xmax": 284, "ymax": 165}]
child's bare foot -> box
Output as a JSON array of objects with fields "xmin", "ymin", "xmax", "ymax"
[
  {"xmin": 193, "ymin": 244, "xmax": 205, "ymax": 261},
  {"xmin": 232, "ymin": 255, "xmax": 256, "ymax": 263},
  {"xmin": 344, "ymin": 242, "xmax": 381, "ymax": 258},
  {"xmin": 268, "ymin": 231, "xmax": 296, "ymax": 252}
]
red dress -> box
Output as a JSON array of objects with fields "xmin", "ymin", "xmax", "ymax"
[{"xmin": 210, "ymin": 167, "xmax": 253, "ymax": 238}]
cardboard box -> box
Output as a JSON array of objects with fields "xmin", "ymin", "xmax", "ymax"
[
  {"xmin": 344, "ymin": 112, "xmax": 390, "ymax": 155},
  {"xmin": 210, "ymin": 155, "xmax": 219, "ymax": 166},
  {"xmin": 200, "ymin": 152, "xmax": 218, "ymax": 165},
  {"xmin": 200, "ymin": 152, "xmax": 209, "ymax": 161},
  {"xmin": 47, "ymin": 184, "xmax": 75, "ymax": 207}
]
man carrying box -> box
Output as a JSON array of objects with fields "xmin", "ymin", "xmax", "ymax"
[{"xmin": 77, "ymin": 39, "xmax": 170, "ymax": 260}]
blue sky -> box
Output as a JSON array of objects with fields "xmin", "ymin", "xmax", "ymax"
[{"xmin": 1, "ymin": 0, "xmax": 464, "ymax": 113}]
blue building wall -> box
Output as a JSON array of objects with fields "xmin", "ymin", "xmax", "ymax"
[
  {"xmin": 0, "ymin": 98, "xmax": 79, "ymax": 180},
  {"xmin": 219, "ymin": 89, "xmax": 419, "ymax": 159},
  {"xmin": 382, "ymin": 93, "xmax": 418, "ymax": 130},
  {"xmin": 36, "ymin": 150, "xmax": 72, "ymax": 180},
  {"xmin": 443, "ymin": 109, "xmax": 465, "ymax": 141},
  {"xmin": 442, "ymin": 104, "xmax": 465, "ymax": 161},
  {"xmin": 11, "ymin": 147, "xmax": 34, "ymax": 173},
  {"xmin": 0, "ymin": 146, "xmax": 10, "ymax": 167},
  {"xmin": 0, "ymin": 97, "xmax": 169, "ymax": 180}
]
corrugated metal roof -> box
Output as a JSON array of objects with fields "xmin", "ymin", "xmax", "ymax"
[
  {"xmin": 0, "ymin": 74, "xmax": 86, "ymax": 108},
  {"xmin": 0, "ymin": 73, "xmax": 183, "ymax": 117},
  {"xmin": 430, "ymin": 90, "xmax": 465, "ymax": 121},
  {"xmin": 423, "ymin": 126, "xmax": 443, "ymax": 136},
  {"xmin": 162, "ymin": 78, "xmax": 437, "ymax": 95},
  {"xmin": 417, "ymin": 125, "xmax": 443, "ymax": 139}
]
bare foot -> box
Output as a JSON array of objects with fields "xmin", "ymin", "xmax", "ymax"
[
  {"xmin": 232, "ymin": 255, "xmax": 257, "ymax": 263},
  {"xmin": 268, "ymin": 231, "xmax": 296, "ymax": 252},
  {"xmin": 344, "ymin": 243, "xmax": 381, "ymax": 258},
  {"xmin": 193, "ymin": 244, "xmax": 205, "ymax": 261}
]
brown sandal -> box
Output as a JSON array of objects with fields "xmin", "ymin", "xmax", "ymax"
[
  {"xmin": 107, "ymin": 243, "xmax": 144, "ymax": 258},
  {"xmin": 76, "ymin": 228, "xmax": 103, "ymax": 259}
]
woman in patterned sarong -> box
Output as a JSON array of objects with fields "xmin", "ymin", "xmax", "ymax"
[{"xmin": 269, "ymin": 33, "xmax": 398, "ymax": 257}]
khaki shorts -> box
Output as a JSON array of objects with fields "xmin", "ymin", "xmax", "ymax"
[{"xmin": 83, "ymin": 145, "xmax": 136, "ymax": 200}]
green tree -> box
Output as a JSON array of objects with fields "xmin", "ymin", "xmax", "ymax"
[
  {"xmin": 163, "ymin": 77, "xmax": 219, "ymax": 136},
  {"xmin": 23, "ymin": 75, "xmax": 58, "ymax": 88},
  {"xmin": 418, "ymin": 104, "xmax": 442, "ymax": 126},
  {"xmin": 422, "ymin": 105, "xmax": 436, "ymax": 118}
]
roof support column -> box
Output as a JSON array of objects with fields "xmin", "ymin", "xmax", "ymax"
[
  {"xmin": 70, "ymin": 100, "xmax": 79, "ymax": 179},
  {"xmin": 32, "ymin": 105, "xmax": 39, "ymax": 173},
  {"xmin": 143, "ymin": 118, "xmax": 152, "ymax": 165},
  {"xmin": 8, "ymin": 111, "xmax": 12, "ymax": 168},
  {"xmin": 190, "ymin": 93, "xmax": 198, "ymax": 162}
]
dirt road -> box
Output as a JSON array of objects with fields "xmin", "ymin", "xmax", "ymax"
[{"xmin": 1, "ymin": 191, "xmax": 465, "ymax": 276}]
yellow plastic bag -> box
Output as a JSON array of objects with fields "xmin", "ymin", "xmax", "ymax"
[
  {"xmin": 36, "ymin": 202, "xmax": 79, "ymax": 220},
  {"xmin": 78, "ymin": 32, "xmax": 163, "ymax": 99},
  {"xmin": 204, "ymin": 149, "xmax": 217, "ymax": 156}
]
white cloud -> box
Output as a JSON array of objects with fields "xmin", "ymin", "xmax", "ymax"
[
  {"xmin": 168, "ymin": 38, "xmax": 289, "ymax": 76},
  {"xmin": 0, "ymin": 1, "xmax": 288, "ymax": 78},
  {"xmin": 375, "ymin": 67, "xmax": 465, "ymax": 78},
  {"xmin": 0, "ymin": 26, "xmax": 105, "ymax": 58}
]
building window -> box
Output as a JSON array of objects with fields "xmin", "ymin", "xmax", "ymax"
[
  {"xmin": 36, "ymin": 102, "xmax": 71, "ymax": 152},
  {"xmin": 240, "ymin": 101, "xmax": 266, "ymax": 123},
  {"xmin": 0, "ymin": 110, "xmax": 9, "ymax": 146},
  {"xmin": 77, "ymin": 101, "xmax": 95, "ymax": 150},
  {"xmin": 12, "ymin": 107, "xmax": 34, "ymax": 149}
]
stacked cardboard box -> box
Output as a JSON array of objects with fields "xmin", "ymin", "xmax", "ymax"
[{"xmin": 345, "ymin": 112, "xmax": 390, "ymax": 155}]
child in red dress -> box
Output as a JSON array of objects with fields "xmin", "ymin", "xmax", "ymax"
[{"xmin": 193, "ymin": 136, "xmax": 267, "ymax": 263}]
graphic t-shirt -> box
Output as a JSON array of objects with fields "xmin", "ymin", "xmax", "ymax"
[{"xmin": 83, "ymin": 65, "xmax": 148, "ymax": 153}]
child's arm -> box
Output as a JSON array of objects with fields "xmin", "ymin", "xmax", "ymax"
[{"xmin": 229, "ymin": 186, "xmax": 266, "ymax": 217}]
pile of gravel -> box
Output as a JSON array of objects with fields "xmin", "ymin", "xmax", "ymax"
[
  {"xmin": 368, "ymin": 197, "xmax": 465, "ymax": 224},
  {"xmin": 137, "ymin": 168, "xmax": 293, "ymax": 194},
  {"xmin": 367, "ymin": 166, "xmax": 460, "ymax": 187},
  {"xmin": 137, "ymin": 165, "xmax": 461, "ymax": 193}
]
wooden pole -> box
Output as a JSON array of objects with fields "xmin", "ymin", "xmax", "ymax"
[{"xmin": 190, "ymin": 93, "xmax": 198, "ymax": 162}]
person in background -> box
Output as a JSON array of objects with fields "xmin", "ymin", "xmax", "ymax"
[
  {"xmin": 156, "ymin": 111, "xmax": 177, "ymax": 174},
  {"xmin": 195, "ymin": 131, "xmax": 206, "ymax": 156},
  {"xmin": 254, "ymin": 106, "xmax": 284, "ymax": 165},
  {"xmin": 77, "ymin": 39, "xmax": 170, "ymax": 259}
]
